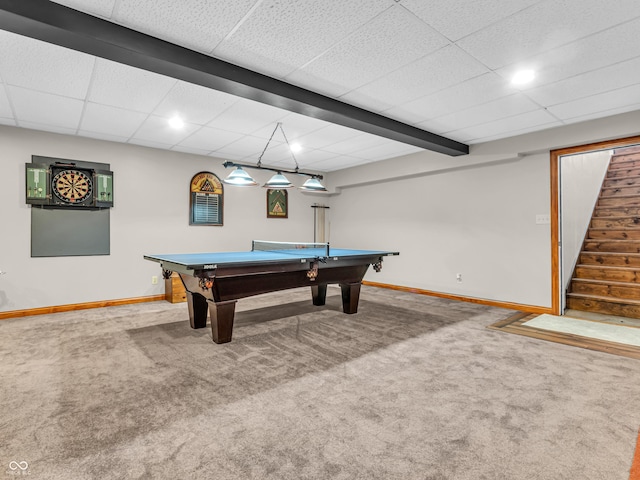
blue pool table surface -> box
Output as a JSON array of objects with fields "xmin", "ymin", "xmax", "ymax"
[{"xmin": 145, "ymin": 248, "xmax": 397, "ymax": 270}]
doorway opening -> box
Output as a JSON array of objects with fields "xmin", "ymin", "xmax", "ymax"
[{"xmin": 551, "ymin": 135, "xmax": 640, "ymax": 315}]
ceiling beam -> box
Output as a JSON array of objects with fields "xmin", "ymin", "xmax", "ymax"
[{"xmin": 0, "ymin": 0, "xmax": 469, "ymax": 156}]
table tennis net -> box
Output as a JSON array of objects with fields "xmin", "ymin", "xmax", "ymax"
[{"xmin": 252, "ymin": 240, "xmax": 330, "ymax": 256}]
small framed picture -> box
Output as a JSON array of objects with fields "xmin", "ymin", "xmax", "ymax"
[{"xmin": 267, "ymin": 189, "xmax": 288, "ymax": 218}]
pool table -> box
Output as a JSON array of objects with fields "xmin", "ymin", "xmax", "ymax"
[{"xmin": 144, "ymin": 241, "xmax": 398, "ymax": 343}]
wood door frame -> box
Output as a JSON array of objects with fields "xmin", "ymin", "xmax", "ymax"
[{"xmin": 550, "ymin": 134, "xmax": 640, "ymax": 314}]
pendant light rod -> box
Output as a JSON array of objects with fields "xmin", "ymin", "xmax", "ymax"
[{"xmin": 222, "ymin": 161, "xmax": 323, "ymax": 180}]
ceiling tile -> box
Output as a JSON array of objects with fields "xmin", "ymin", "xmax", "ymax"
[
  {"xmin": 496, "ymin": 17, "xmax": 640, "ymax": 91},
  {"xmin": 0, "ymin": 84, "xmax": 12, "ymax": 117},
  {"xmin": 547, "ymin": 84, "xmax": 640, "ymax": 120},
  {"xmin": 111, "ymin": 0, "xmax": 258, "ymax": 53},
  {"xmin": 18, "ymin": 121, "xmax": 79, "ymax": 136},
  {"xmin": 3, "ymin": 0, "xmax": 640, "ymax": 167},
  {"xmin": 176, "ymin": 126, "xmax": 244, "ymax": 151},
  {"xmin": 525, "ymin": 56, "xmax": 640, "ymax": 107},
  {"xmin": 384, "ymin": 72, "xmax": 519, "ymax": 124},
  {"xmin": 170, "ymin": 144, "xmax": 213, "ymax": 156},
  {"xmin": 212, "ymin": 135, "xmax": 277, "ymax": 159},
  {"xmin": 79, "ymin": 102, "xmax": 148, "ymax": 138},
  {"xmin": 208, "ymin": 151, "xmax": 245, "ymax": 161},
  {"xmin": 76, "ymin": 130, "xmax": 130, "ymax": 143},
  {"xmin": 152, "ymin": 81, "xmax": 240, "ymax": 126},
  {"xmin": 340, "ymin": 45, "xmax": 489, "ymax": 110},
  {"xmin": 131, "ymin": 115, "xmax": 201, "ymax": 145},
  {"xmin": 455, "ymin": 109, "xmax": 560, "ymax": 143},
  {"xmin": 422, "ymin": 94, "xmax": 540, "ymax": 132},
  {"xmin": 51, "ymin": 0, "xmax": 117, "ymax": 19},
  {"xmin": 558, "ymin": 102, "xmax": 640, "ymax": 126},
  {"xmin": 8, "ymin": 87, "xmax": 84, "ymax": 130},
  {"xmin": 354, "ymin": 141, "xmax": 422, "ymax": 162},
  {"xmin": 296, "ymin": 124, "xmax": 364, "ymax": 150},
  {"xmin": 401, "ymin": 0, "xmax": 542, "ymax": 41},
  {"xmin": 288, "ymin": 5, "xmax": 448, "ymax": 94},
  {"xmin": 212, "ymin": 0, "xmax": 396, "ymax": 78},
  {"xmin": 289, "ymin": 148, "xmax": 344, "ymax": 168},
  {"xmin": 127, "ymin": 138, "xmax": 173, "ymax": 150},
  {"xmin": 252, "ymin": 142, "xmax": 298, "ymax": 166},
  {"xmin": 0, "ymin": 31, "xmax": 94, "ymax": 99},
  {"xmin": 306, "ymin": 155, "xmax": 371, "ymax": 171},
  {"xmin": 88, "ymin": 58, "xmax": 177, "ymax": 112},
  {"xmin": 260, "ymin": 113, "xmax": 330, "ymax": 142},
  {"xmin": 207, "ymin": 98, "xmax": 289, "ymax": 135},
  {"xmin": 0, "ymin": 118, "xmax": 16, "ymax": 126},
  {"xmin": 457, "ymin": 0, "xmax": 640, "ymax": 69},
  {"xmin": 323, "ymin": 133, "xmax": 391, "ymax": 156}
]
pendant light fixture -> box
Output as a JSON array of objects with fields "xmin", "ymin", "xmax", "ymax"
[
  {"xmin": 300, "ymin": 177, "xmax": 328, "ymax": 192},
  {"xmin": 222, "ymin": 122, "xmax": 327, "ymax": 191},
  {"xmin": 264, "ymin": 172, "xmax": 294, "ymax": 188},
  {"xmin": 222, "ymin": 166, "xmax": 258, "ymax": 186}
]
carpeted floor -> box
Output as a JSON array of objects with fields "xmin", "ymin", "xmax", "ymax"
[{"xmin": 1, "ymin": 286, "xmax": 639, "ymax": 479}]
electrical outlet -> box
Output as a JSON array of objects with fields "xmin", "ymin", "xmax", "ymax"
[
  {"xmin": 151, "ymin": 276, "xmax": 158, "ymax": 285},
  {"xmin": 535, "ymin": 214, "xmax": 550, "ymax": 224},
  {"xmin": 456, "ymin": 273, "xmax": 462, "ymax": 283}
]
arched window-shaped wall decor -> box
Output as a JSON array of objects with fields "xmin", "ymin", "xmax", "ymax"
[{"xmin": 189, "ymin": 172, "xmax": 223, "ymax": 226}]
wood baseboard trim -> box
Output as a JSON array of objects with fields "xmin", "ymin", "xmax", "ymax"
[
  {"xmin": 362, "ymin": 281, "xmax": 553, "ymax": 315},
  {"xmin": 0, "ymin": 295, "xmax": 166, "ymax": 320},
  {"xmin": 2, "ymin": 284, "xmax": 551, "ymax": 321}
]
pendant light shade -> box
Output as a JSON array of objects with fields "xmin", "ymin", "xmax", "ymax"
[
  {"xmin": 263, "ymin": 172, "xmax": 294, "ymax": 188},
  {"xmin": 300, "ymin": 177, "xmax": 327, "ymax": 192},
  {"xmin": 223, "ymin": 123, "xmax": 326, "ymax": 191},
  {"xmin": 223, "ymin": 166, "xmax": 258, "ymax": 186}
]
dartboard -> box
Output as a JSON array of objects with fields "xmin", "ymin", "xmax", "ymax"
[{"xmin": 52, "ymin": 169, "xmax": 93, "ymax": 204}]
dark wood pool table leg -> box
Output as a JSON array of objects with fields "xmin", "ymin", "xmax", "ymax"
[
  {"xmin": 340, "ymin": 282, "xmax": 362, "ymax": 314},
  {"xmin": 311, "ymin": 284, "xmax": 328, "ymax": 306},
  {"xmin": 186, "ymin": 292, "xmax": 208, "ymax": 328},
  {"xmin": 208, "ymin": 300, "xmax": 237, "ymax": 344}
]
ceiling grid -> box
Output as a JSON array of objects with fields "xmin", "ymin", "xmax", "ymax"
[{"xmin": 0, "ymin": 0, "xmax": 637, "ymax": 170}]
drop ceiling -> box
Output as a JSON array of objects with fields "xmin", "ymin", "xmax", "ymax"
[{"xmin": 0, "ymin": 0, "xmax": 639, "ymax": 172}]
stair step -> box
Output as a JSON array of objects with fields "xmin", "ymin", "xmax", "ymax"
[
  {"xmin": 574, "ymin": 264, "xmax": 640, "ymax": 283},
  {"xmin": 607, "ymin": 158, "xmax": 640, "ymax": 170},
  {"xmin": 606, "ymin": 167, "xmax": 640, "ymax": 178},
  {"xmin": 570, "ymin": 278, "xmax": 640, "ymax": 299},
  {"xmin": 594, "ymin": 206, "xmax": 640, "ymax": 217},
  {"xmin": 587, "ymin": 228, "xmax": 640, "ymax": 240},
  {"xmin": 610, "ymin": 151, "xmax": 640, "ymax": 162},
  {"xmin": 591, "ymin": 216, "xmax": 640, "ymax": 228},
  {"xmin": 566, "ymin": 293, "xmax": 640, "ymax": 319},
  {"xmin": 579, "ymin": 252, "xmax": 640, "ymax": 267},
  {"xmin": 603, "ymin": 175, "xmax": 640, "ymax": 187},
  {"xmin": 598, "ymin": 195, "xmax": 640, "ymax": 207},
  {"xmin": 600, "ymin": 185, "xmax": 640, "ymax": 197},
  {"xmin": 583, "ymin": 239, "xmax": 640, "ymax": 253},
  {"xmin": 613, "ymin": 145, "xmax": 640, "ymax": 155}
]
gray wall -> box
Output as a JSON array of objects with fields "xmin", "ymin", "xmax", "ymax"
[
  {"xmin": 0, "ymin": 126, "xmax": 322, "ymax": 311},
  {"xmin": 325, "ymin": 110, "xmax": 640, "ymax": 310},
  {"xmin": 1, "ymin": 109, "xmax": 639, "ymax": 312}
]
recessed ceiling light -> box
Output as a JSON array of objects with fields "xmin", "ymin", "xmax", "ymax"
[
  {"xmin": 511, "ymin": 69, "xmax": 535, "ymax": 85},
  {"xmin": 290, "ymin": 143, "xmax": 302, "ymax": 153},
  {"xmin": 168, "ymin": 116, "xmax": 184, "ymax": 129}
]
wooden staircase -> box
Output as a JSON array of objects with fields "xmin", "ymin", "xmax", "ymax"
[{"xmin": 566, "ymin": 145, "xmax": 640, "ymax": 319}]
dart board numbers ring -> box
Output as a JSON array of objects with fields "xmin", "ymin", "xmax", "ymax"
[{"xmin": 52, "ymin": 168, "xmax": 94, "ymax": 205}]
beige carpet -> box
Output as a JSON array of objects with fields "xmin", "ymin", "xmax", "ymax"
[{"xmin": 1, "ymin": 286, "xmax": 640, "ymax": 479}]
